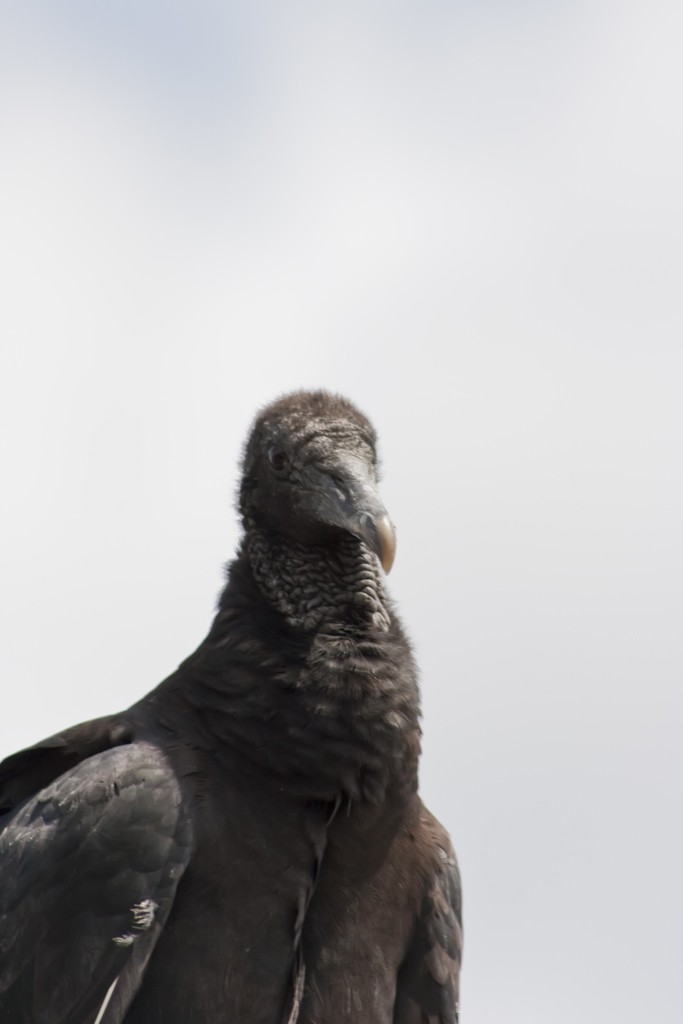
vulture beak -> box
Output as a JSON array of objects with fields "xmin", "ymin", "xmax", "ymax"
[
  {"xmin": 353, "ymin": 511, "xmax": 397, "ymax": 574},
  {"xmin": 303, "ymin": 456, "xmax": 397, "ymax": 574}
]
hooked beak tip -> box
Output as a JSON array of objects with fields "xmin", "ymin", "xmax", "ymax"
[{"xmin": 374, "ymin": 514, "xmax": 397, "ymax": 574}]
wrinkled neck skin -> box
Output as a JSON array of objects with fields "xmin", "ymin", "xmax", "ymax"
[
  {"xmin": 246, "ymin": 519, "xmax": 392, "ymax": 635},
  {"xmin": 175, "ymin": 522, "xmax": 421, "ymax": 807}
]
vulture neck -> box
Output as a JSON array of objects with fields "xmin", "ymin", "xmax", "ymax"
[
  {"xmin": 185, "ymin": 529, "xmax": 421, "ymax": 804},
  {"xmin": 245, "ymin": 520, "xmax": 392, "ymax": 635}
]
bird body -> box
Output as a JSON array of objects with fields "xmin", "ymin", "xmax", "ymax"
[{"xmin": 0, "ymin": 391, "xmax": 461, "ymax": 1023}]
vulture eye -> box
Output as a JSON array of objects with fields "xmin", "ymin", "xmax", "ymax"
[{"xmin": 268, "ymin": 446, "xmax": 289, "ymax": 472}]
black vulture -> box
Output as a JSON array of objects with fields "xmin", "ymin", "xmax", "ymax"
[{"xmin": 0, "ymin": 390, "xmax": 462, "ymax": 1023}]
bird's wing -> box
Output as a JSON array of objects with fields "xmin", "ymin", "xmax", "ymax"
[
  {"xmin": 0, "ymin": 741, "xmax": 193, "ymax": 1024},
  {"xmin": 0, "ymin": 714, "xmax": 133, "ymax": 815},
  {"xmin": 394, "ymin": 811, "xmax": 463, "ymax": 1024}
]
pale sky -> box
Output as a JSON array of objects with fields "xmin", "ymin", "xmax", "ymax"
[{"xmin": 1, "ymin": 3, "xmax": 682, "ymax": 1021}]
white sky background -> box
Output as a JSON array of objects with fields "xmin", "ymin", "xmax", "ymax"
[{"xmin": 1, "ymin": 2, "xmax": 682, "ymax": 1021}]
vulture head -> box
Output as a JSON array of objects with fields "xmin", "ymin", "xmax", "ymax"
[{"xmin": 239, "ymin": 390, "xmax": 396, "ymax": 575}]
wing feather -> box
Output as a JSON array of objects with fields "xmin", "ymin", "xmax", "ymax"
[
  {"xmin": 395, "ymin": 816, "xmax": 463, "ymax": 1024},
  {"xmin": 0, "ymin": 742, "xmax": 192, "ymax": 1024}
]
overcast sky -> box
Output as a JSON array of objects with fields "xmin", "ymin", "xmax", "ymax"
[{"xmin": 1, "ymin": 2, "xmax": 682, "ymax": 1021}]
